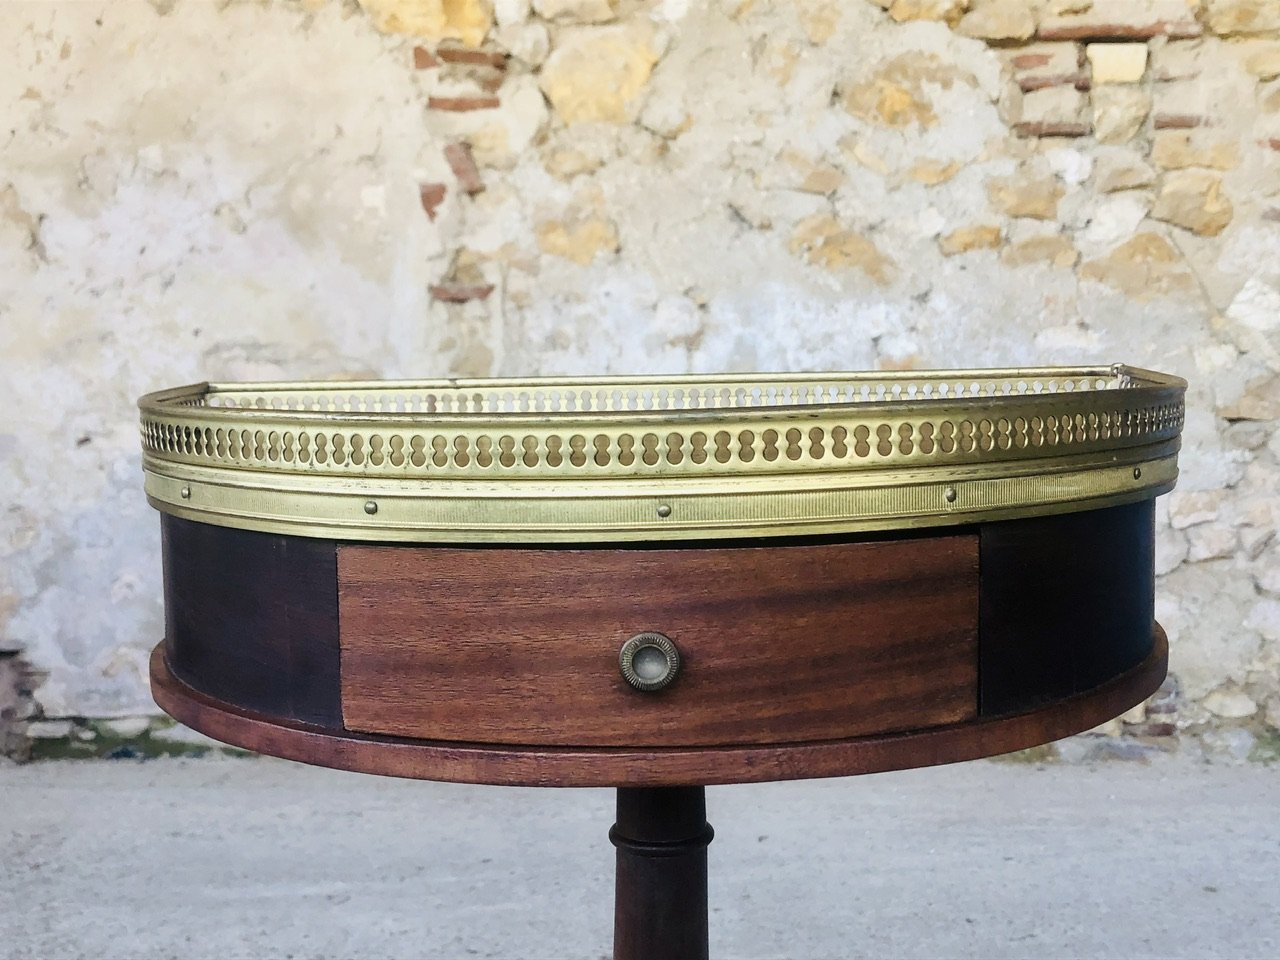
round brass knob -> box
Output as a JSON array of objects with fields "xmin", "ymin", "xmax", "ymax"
[{"xmin": 619, "ymin": 632, "xmax": 681, "ymax": 692}]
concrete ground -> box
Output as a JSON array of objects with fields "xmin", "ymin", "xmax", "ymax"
[{"xmin": 1, "ymin": 754, "xmax": 1277, "ymax": 960}]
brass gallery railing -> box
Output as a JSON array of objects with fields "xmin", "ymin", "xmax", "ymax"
[{"xmin": 139, "ymin": 365, "xmax": 1186, "ymax": 542}]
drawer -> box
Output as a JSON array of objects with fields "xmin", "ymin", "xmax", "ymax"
[{"xmin": 337, "ymin": 536, "xmax": 979, "ymax": 748}]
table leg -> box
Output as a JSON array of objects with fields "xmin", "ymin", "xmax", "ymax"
[{"xmin": 610, "ymin": 786, "xmax": 714, "ymax": 960}]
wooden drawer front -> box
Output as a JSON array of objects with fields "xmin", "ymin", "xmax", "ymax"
[{"xmin": 337, "ymin": 537, "xmax": 978, "ymax": 748}]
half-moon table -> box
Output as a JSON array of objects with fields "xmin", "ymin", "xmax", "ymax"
[{"xmin": 139, "ymin": 366, "xmax": 1185, "ymax": 959}]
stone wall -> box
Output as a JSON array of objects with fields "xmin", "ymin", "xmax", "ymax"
[{"xmin": 1, "ymin": 0, "xmax": 1277, "ymax": 759}]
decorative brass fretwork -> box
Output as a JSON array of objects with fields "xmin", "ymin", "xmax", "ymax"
[{"xmin": 139, "ymin": 365, "xmax": 1185, "ymax": 542}]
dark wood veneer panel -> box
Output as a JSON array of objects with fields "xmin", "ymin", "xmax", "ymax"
[
  {"xmin": 161, "ymin": 515, "xmax": 341, "ymax": 727},
  {"xmin": 338, "ymin": 536, "xmax": 979, "ymax": 748},
  {"xmin": 979, "ymin": 499, "xmax": 1155, "ymax": 717}
]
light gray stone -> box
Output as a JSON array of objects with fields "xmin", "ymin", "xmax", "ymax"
[
  {"xmin": 26, "ymin": 720, "xmax": 73, "ymax": 739},
  {"xmin": 1091, "ymin": 87, "xmax": 1150, "ymax": 143},
  {"xmin": 1199, "ymin": 726, "xmax": 1257, "ymax": 763},
  {"xmin": 1158, "ymin": 561, "xmax": 1263, "ymax": 699},
  {"xmin": 1245, "ymin": 598, "xmax": 1280, "ymax": 641},
  {"xmin": 98, "ymin": 716, "xmax": 153, "ymax": 738},
  {"xmin": 1187, "ymin": 524, "xmax": 1239, "ymax": 562},
  {"xmin": 1155, "ymin": 523, "xmax": 1190, "ymax": 575},
  {"xmin": 1226, "ymin": 278, "xmax": 1280, "ymax": 333},
  {"xmin": 1202, "ymin": 687, "xmax": 1258, "ymax": 718},
  {"xmin": 1168, "ymin": 490, "xmax": 1224, "ymax": 529},
  {"xmin": 147, "ymin": 722, "xmax": 226, "ymax": 748}
]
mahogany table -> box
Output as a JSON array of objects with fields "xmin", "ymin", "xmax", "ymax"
[{"xmin": 139, "ymin": 366, "xmax": 1185, "ymax": 959}]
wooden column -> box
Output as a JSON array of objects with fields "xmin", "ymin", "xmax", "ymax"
[{"xmin": 611, "ymin": 786, "xmax": 713, "ymax": 960}]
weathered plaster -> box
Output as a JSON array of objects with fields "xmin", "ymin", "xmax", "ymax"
[{"xmin": 0, "ymin": 0, "xmax": 1277, "ymax": 749}]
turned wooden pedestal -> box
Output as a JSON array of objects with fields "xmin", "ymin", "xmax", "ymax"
[{"xmin": 150, "ymin": 501, "xmax": 1166, "ymax": 959}]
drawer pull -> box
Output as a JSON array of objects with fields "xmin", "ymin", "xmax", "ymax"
[{"xmin": 619, "ymin": 633, "xmax": 681, "ymax": 692}]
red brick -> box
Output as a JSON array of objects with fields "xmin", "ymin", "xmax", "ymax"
[
  {"xmin": 413, "ymin": 46, "xmax": 438, "ymax": 69},
  {"xmin": 430, "ymin": 283, "xmax": 494, "ymax": 303},
  {"xmin": 1014, "ymin": 121, "xmax": 1093, "ymax": 137},
  {"xmin": 419, "ymin": 183, "xmax": 446, "ymax": 220},
  {"xmin": 1038, "ymin": 20, "xmax": 1201, "ymax": 40},
  {"xmin": 427, "ymin": 95, "xmax": 501, "ymax": 112},
  {"xmin": 1153, "ymin": 113, "xmax": 1210, "ymax": 129},
  {"xmin": 1019, "ymin": 73, "xmax": 1090, "ymax": 92},
  {"xmin": 444, "ymin": 142, "xmax": 484, "ymax": 195},
  {"xmin": 1130, "ymin": 721, "xmax": 1177, "ymax": 737},
  {"xmin": 437, "ymin": 46, "xmax": 509, "ymax": 67},
  {"xmin": 1005, "ymin": 42, "xmax": 1086, "ymax": 92},
  {"xmin": 1012, "ymin": 53, "xmax": 1052, "ymax": 69}
]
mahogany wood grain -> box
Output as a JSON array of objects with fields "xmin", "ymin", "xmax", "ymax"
[
  {"xmin": 337, "ymin": 537, "xmax": 979, "ymax": 748},
  {"xmin": 612, "ymin": 787, "xmax": 712, "ymax": 960},
  {"xmin": 149, "ymin": 626, "xmax": 1166, "ymax": 787}
]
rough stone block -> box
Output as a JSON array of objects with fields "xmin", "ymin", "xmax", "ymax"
[
  {"xmin": 1225, "ymin": 278, "xmax": 1280, "ymax": 333},
  {"xmin": 1037, "ymin": 0, "xmax": 1203, "ymax": 41},
  {"xmin": 358, "ymin": 0, "xmax": 492, "ymax": 47},
  {"xmin": 788, "ymin": 215, "xmax": 895, "ymax": 284},
  {"xmin": 495, "ymin": 21, "xmax": 550, "ymax": 65},
  {"xmin": 1151, "ymin": 78, "xmax": 1215, "ymax": 128},
  {"xmin": 1079, "ymin": 232, "xmax": 1193, "ymax": 296},
  {"xmin": 1001, "ymin": 233, "xmax": 1078, "ymax": 267},
  {"xmin": 493, "ymin": 0, "xmax": 530, "ymax": 26},
  {"xmin": 537, "ymin": 216, "xmax": 620, "ymax": 265},
  {"xmin": 1087, "ymin": 42, "xmax": 1149, "ymax": 83},
  {"xmin": 1202, "ymin": 686, "xmax": 1258, "ymax": 718},
  {"xmin": 958, "ymin": 1, "xmax": 1036, "ymax": 41},
  {"xmin": 1188, "ymin": 524, "xmax": 1240, "ymax": 562},
  {"xmin": 1152, "ymin": 169, "xmax": 1234, "ymax": 235},
  {"xmin": 841, "ymin": 54, "xmax": 974, "ymax": 130},
  {"xmin": 884, "ymin": 0, "xmax": 968, "ymax": 25},
  {"xmin": 1093, "ymin": 86, "xmax": 1151, "ymax": 143},
  {"xmin": 1169, "ymin": 489, "xmax": 1225, "ymax": 529},
  {"xmin": 1151, "ymin": 131, "xmax": 1240, "ymax": 170},
  {"xmin": 533, "ymin": 0, "xmax": 616, "ymax": 23},
  {"xmin": 986, "ymin": 170, "xmax": 1065, "ymax": 219},
  {"xmin": 1150, "ymin": 39, "xmax": 1205, "ymax": 81},
  {"xmin": 539, "ymin": 21, "xmax": 662, "ymax": 124},
  {"xmin": 939, "ymin": 224, "xmax": 1003, "ymax": 255},
  {"xmin": 27, "ymin": 719, "xmax": 72, "ymax": 739},
  {"xmin": 1241, "ymin": 40, "xmax": 1280, "ymax": 80},
  {"xmin": 1092, "ymin": 149, "xmax": 1157, "ymax": 191},
  {"xmin": 1205, "ymin": 0, "xmax": 1280, "ymax": 36},
  {"xmin": 1016, "ymin": 85, "xmax": 1091, "ymax": 135}
]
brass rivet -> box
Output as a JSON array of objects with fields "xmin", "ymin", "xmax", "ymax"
[
  {"xmin": 180, "ymin": 486, "xmax": 191, "ymax": 500},
  {"xmin": 656, "ymin": 504, "xmax": 673, "ymax": 518},
  {"xmin": 944, "ymin": 486, "xmax": 957, "ymax": 503},
  {"xmin": 364, "ymin": 500, "xmax": 379, "ymax": 515},
  {"xmin": 1133, "ymin": 467, "xmax": 1142, "ymax": 480}
]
